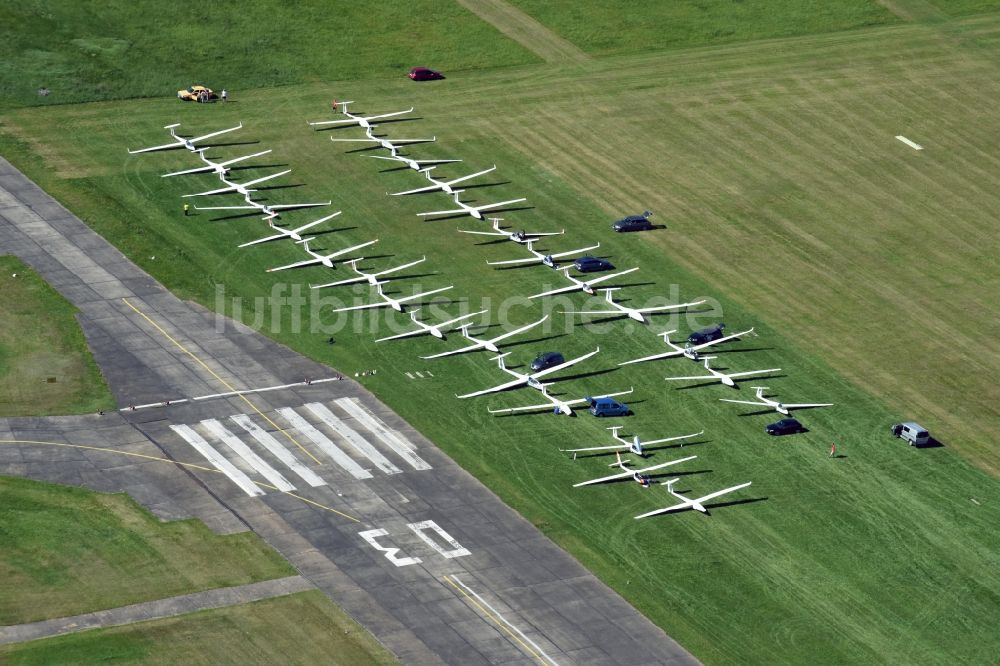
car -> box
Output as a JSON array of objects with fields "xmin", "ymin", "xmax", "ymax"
[
  {"xmin": 573, "ymin": 256, "xmax": 613, "ymax": 273},
  {"xmin": 612, "ymin": 212, "xmax": 654, "ymax": 232},
  {"xmin": 408, "ymin": 67, "xmax": 444, "ymax": 81},
  {"xmin": 530, "ymin": 351, "xmax": 564, "ymax": 372},
  {"xmin": 766, "ymin": 418, "xmax": 806, "ymax": 435},
  {"xmin": 177, "ymin": 85, "xmax": 215, "ymax": 102},
  {"xmin": 588, "ymin": 396, "xmax": 631, "ymax": 417},
  {"xmin": 687, "ymin": 323, "xmax": 725, "ymax": 345},
  {"xmin": 891, "ymin": 422, "xmax": 930, "ymax": 447}
]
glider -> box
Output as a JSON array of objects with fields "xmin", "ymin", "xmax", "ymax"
[
  {"xmin": 456, "ymin": 347, "xmax": 600, "ymax": 399},
  {"xmin": 376, "ymin": 308, "xmax": 489, "ymax": 342},
  {"xmin": 487, "ymin": 238, "xmax": 600, "ymax": 268},
  {"xmin": 561, "ymin": 288, "xmax": 705, "ymax": 323},
  {"xmin": 416, "ymin": 190, "xmax": 527, "ymax": 221},
  {"xmin": 266, "ymin": 237, "xmax": 377, "ymax": 272},
  {"xmin": 310, "ymin": 256, "xmax": 426, "ymax": 290},
  {"xmin": 329, "ymin": 281, "xmax": 453, "ymax": 313},
  {"xmin": 128, "ymin": 122, "xmax": 243, "ymax": 154},
  {"xmin": 419, "ymin": 314, "xmax": 547, "ymax": 359},
  {"xmin": 618, "ymin": 327, "xmax": 755, "ymax": 366},
  {"xmin": 237, "ymin": 211, "xmax": 342, "ymax": 248},
  {"xmin": 665, "ymin": 356, "xmax": 780, "ymax": 388},
  {"xmin": 530, "ymin": 266, "xmax": 640, "ymax": 299},
  {"xmin": 719, "ymin": 386, "xmax": 832, "ymax": 415},
  {"xmin": 635, "ymin": 478, "xmax": 752, "ymax": 518}
]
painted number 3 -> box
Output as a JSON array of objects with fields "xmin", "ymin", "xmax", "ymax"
[{"xmin": 359, "ymin": 520, "xmax": 471, "ymax": 567}]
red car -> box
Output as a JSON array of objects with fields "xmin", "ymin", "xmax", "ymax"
[{"xmin": 408, "ymin": 67, "xmax": 444, "ymax": 81}]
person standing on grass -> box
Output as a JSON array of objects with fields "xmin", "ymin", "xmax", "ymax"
[
  {"xmin": 221, "ymin": 89, "xmax": 227, "ymax": 103},
  {"xmin": 830, "ymin": 442, "xmax": 837, "ymax": 457},
  {"xmin": 332, "ymin": 98, "xmax": 338, "ymax": 113},
  {"xmin": 183, "ymin": 203, "xmax": 190, "ymax": 217}
]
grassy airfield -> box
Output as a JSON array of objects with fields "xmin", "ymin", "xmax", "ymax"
[{"xmin": 1, "ymin": 1, "xmax": 999, "ymax": 664}]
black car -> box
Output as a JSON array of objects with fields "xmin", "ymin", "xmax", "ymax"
[
  {"xmin": 573, "ymin": 256, "xmax": 613, "ymax": 272},
  {"xmin": 766, "ymin": 418, "xmax": 806, "ymax": 436},
  {"xmin": 530, "ymin": 351, "xmax": 564, "ymax": 372},
  {"xmin": 408, "ymin": 67, "xmax": 444, "ymax": 81},
  {"xmin": 687, "ymin": 323, "xmax": 725, "ymax": 345},
  {"xmin": 612, "ymin": 212, "xmax": 654, "ymax": 232}
]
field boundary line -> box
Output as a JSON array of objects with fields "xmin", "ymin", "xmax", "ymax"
[
  {"xmin": 455, "ymin": 0, "xmax": 590, "ymax": 63},
  {"xmin": 0, "ymin": 576, "xmax": 314, "ymax": 645}
]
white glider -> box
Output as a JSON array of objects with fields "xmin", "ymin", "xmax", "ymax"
[
  {"xmin": 266, "ymin": 237, "xmax": 377, "ymax": 273},
  {"xmin": 194, "ymin": 191, "xmax": 331, "ymax": 218},
  {"xmin": 456, "ymin": 347, "xmax": 600, "ymax": 399},
  {"xmin": 488, "ymin": 385, "xmax": 634, "ymax": 417},
  {"xmin": 618, "ymin": 327, "xmax": 755, "ymax": 366},
  {"xmin": 487, "ymin": 238, "xmax": 600, "ymax": 268},
  {"xmin": 309, "ymin": 102, "xmax": 413, "ymax": 129},
  {"xmin": 310, "ymin": 256, "xmax": 426, "ymax": 290},
  {"xmin": 238, "ymin": 211, "xmax": 342, "ymax": 248},
  {"xmin": 561, "ymin": 288, "xmax": 706, "ymax": 324},
  {"xmin": 458, "ymin": 218, "xmax": 564, "ymax": 244},
  {"xmin": 635, "ymin": 478, "xmax": 753, "ymax": 518},
  {"xmin": 376, "ymin": 308, "xmax": 489, "ymax": 342},
  {"xmin": 561, "ymin": 426, "xmax": 703, "ymax": 457},
  {"xmin": 719, "ymin": 386, "xmax": 832, "ymax": 415},
  {"xmin": 390, "ymin": 165, "xmax": 496, "ymax": 196},
  {"xmin": 182, "ymin": 169, "xmax": 291, "ymax": 197},
  {"xmin": 368, "ymin": 147, "xmax": 461, "ymax": 171},
  {"xmin": 329, "ymin": 281, "xmax": 453, "ymax": 313},
  {"xmin": 665, "ymin": 356, "xmax": 780, "ymax": 388},
  {"xmin": 416, "ymin": 190, "xmax": 527, "ymax": 221},
  {"xmin": 572, "ymin": 452, "xmax": 697, "ymax": 488},
  {"xmin": 330, "ymin": 124, "xmax": 434, "ymax": 150},
  {"xmin": 128, "ymin": 122, "xmax": 243, "ymax": 154},
  {"xmin": 162, "ymin": 149, "xmax": 272, "ymax": 177},
  {"xmin": 530, "ymin": 266, "xmax": 640, "ymax": 299},
  {"xmin": 419, "ymin": 314, "xmax": 547, "ymax": 360}
]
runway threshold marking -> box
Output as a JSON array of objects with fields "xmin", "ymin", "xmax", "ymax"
[
  {"xmin": 443, "ymin": 574, "xmax": 559, "ymax": 666},
  {"xmin": 121, "ymin": 298, "xmax": 322, "ymax": 465},
  {"xmin": 0, "ymin": 439, "xmax": 359, "ymax": 522}
]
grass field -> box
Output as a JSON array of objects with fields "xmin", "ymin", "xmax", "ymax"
[
  {"xmin": 1, "ymin": 3, "xmax": 999, "ymax": 664},
  {"xmin": 0, "ymin": 590, "xmax": 397, "ymax": 665},
  {"xmin": 506, "ymin": 0, "xmax": 897, "ymax": 55},
  {"xmin": 0, "ymin": 476, "xmax": 295, "ymax": 625},
  {"xmin": 0, "ymin": 257, "xmax": 114, "ymax": 416},
  {"xmin": 0, "ymin": 0, "xmax": 538, "ymax": 111}
]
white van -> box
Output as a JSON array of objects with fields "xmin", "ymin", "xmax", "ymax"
[{"xmin": 891, "ymin": 422, "xmax": 930, "ymax": 447}]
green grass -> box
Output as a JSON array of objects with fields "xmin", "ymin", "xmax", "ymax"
[
  {"xmin": 0, "ymin": 590, "xmax": 398, "ymax": 665},
  {"xmin": 0, "ymin": 0, "xmax": 539, "ymax": 110},
  {"xmin": 928, "ymin": 0, "xmax": 1000, "ymax": 16},
  {"xmin": 0, "ymin": 476, "xmax": 295, "ymax": 625},
  {"xmin": 505, "ymin": 0, "xmax": 897, "ymax": 55},
  {"xmin": 1, "ymin": 7, "xmax": 999, "ymax": 666},
  {"xmin": 0, "ymin": 257, "xmax": 115, "ymax": 416}
]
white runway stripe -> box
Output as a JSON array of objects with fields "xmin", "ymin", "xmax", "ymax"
[
  {"xmin": 200, "ymin": 419, "xmax": 296, "ymax": 492},
  {"xmin": 276, "ymin": 407, "xmax": 372, "ymax": 480},
  {"xmin": 334, "ymin": 397, "xmax": 431, "ymax": 470},
  {"xmin": 303, "ymin": 403, "xmax": 402, "ymax": 475},
  {"xmin": 895, "ymin": 135, "xmax": 923, "ymax": 150},
  {"xmin": 229, "ymin": 414, "xmax": 326, "ymax": 488},
  {"xmin": 170, "ymin": 424, "xmax": 264, "ymax": 497}
]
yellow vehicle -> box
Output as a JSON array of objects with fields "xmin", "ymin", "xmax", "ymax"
[{"xmin": 177, "ymin": 85, "xmax": 215, "ymax": 102}]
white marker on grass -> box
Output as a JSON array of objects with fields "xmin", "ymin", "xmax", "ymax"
[{"xmin": 895, "ymin": 135, "xmax": 923, "ymax": 150}]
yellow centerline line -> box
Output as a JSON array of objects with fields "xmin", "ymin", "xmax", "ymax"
[
  {"xmin": 121, "ymin": 298, "xmax": 322, "ymax": 465},
  {"xmin": 0, "ymin": 439, "xmax": 358, "ymax": 522},
  {"xmin": 442, "ymin": 575, "xmax": 547, "ymax": 665}
]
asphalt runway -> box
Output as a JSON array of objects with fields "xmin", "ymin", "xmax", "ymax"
[{"xmin": 0, "ymin": 158, "xmax": 698, "ymax": 665}]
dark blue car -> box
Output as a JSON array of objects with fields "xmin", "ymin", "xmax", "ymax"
[{"xmin": 574, "ymin": 256, "xmax": 613, "ymax": 273}]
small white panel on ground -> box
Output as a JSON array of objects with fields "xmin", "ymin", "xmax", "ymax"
[
  {"xmin": 169, "ymin": 424, "xmax": 264, "ymax": 497},
  {"xmin": 229, "ymin": 414, "xmax": 326, "ymax": 488},
  {"xmin": 895, "ymin": 135, "xmax": 923, "ymax": 150},
  {"xmin": 335, "ymin": 397, "xmax": 431, "ymax": 470},
  {"xmin": 276, "ymin": 407, "xmax": 372, "ymax": 480},
  {"xmin": 408, "ymin": 520, "xmax": 471, "ymax": 559},
  {"xmin": 200, "ymin": 419, "xmax": 296, "ymax": 492},
  {"xmin": 359, "ymin": 528, "xmax": 422, "ymax": 567},
  {"xmin": 304, "ymin": 403, "xmax": 402, "ymax": 475}
]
